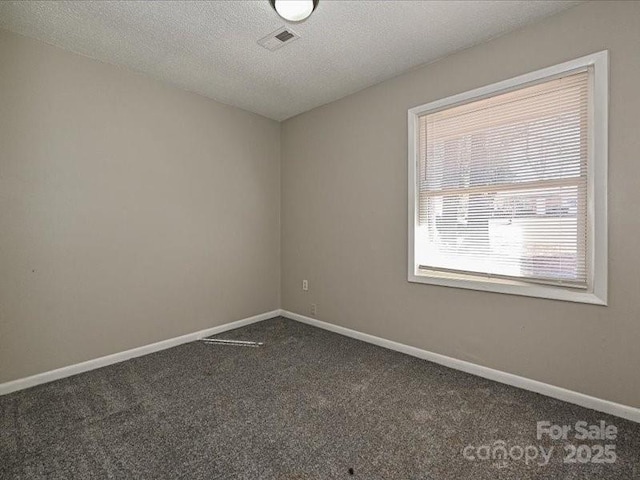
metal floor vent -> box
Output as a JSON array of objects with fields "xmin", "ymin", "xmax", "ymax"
[{"xmin": 258, "ymin": 26, "xmax": 300, "ymax": 51}]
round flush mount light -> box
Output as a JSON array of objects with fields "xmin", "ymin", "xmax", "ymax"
[{"xmin": 269, "ymin": 0, "xmax": 319, "ymax": 22}]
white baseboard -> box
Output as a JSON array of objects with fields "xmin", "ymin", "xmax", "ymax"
[
  {"xmin": 4, "ymin": 308, "xmax": 638, "ymax": 424},
  {"xmin": 281, "ymin": 310, "xmax": 640, "ymax": 424},
  {"xmin": 0, "ymin": 310, "xmax": 280, "ymax": 396}
]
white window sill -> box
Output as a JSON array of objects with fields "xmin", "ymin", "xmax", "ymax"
[{"xmin": 408, "ymin": 270, "xmax": 607, "ymax": 305}]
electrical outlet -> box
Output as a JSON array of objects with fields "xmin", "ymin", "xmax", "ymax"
[
  {"xmin": 302, "ymin": 279, "xmax": 309, "ymax": 291},
  {"xmin": 311, "ymin": 303, "xmax": 317, "ymax": 316}
]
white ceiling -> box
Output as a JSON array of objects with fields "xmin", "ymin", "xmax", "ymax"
[{"xmin": 0, "ymin": 1, "xmax": 581, "ymax": 121}]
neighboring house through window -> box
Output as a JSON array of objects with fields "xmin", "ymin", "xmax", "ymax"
[{"xmin": 408, "ymin": 51, "xmax": 608, "ymax": 304}]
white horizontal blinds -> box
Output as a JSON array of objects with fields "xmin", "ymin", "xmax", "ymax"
[{"xmin": 417, "ymin": 70, "xmax": 590, "ymax": 287}]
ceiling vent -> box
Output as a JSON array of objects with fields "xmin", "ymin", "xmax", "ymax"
[{"xmin": 258, "ymin": 26, "xmax": 300, "ymax": 51}]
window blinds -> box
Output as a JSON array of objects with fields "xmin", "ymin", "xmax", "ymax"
[{"xmin": 417, "ymin": 70, "xmax": 590, "ymax": 287}]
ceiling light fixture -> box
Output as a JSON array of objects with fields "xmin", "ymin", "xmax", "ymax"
[{"xmin": 269, "ymin": 0, "xmax": 319, "ymax": 22}]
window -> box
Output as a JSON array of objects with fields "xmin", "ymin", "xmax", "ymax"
[{"xmin": 408, "ymin": 52, "xmax": 608, "ymax": 304}]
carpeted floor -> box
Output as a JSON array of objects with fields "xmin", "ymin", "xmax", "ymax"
[{"xmin": 1, "ymin": 316, "xmax": 639, "ymax": 479}]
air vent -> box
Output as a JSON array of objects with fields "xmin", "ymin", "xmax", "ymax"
[
  {"xmin": 258, "ymin": 26, "xmax": 300, "ymax": 51},
  {"xmin": 275, "ymin": 30, "xmax": 294, "ymax": 42}
]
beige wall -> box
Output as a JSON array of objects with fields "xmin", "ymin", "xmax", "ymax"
[
  {"xmin": 0, "ymin": 30, "xmax": 280, "ymax": 383},
  {"xmin": 2, "ymin": 1, "xmax": 639, "ymax": 408},
  {"xmin": 281, "ymin": 1, "xmax": 640, "ymax": 408}
]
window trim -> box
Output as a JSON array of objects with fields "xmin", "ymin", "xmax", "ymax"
[{"xmin": 407, "ymin": 51, "xmax": 608, "ymax": 305}]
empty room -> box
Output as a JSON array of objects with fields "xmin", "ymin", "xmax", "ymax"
[{"xmin": 1, "ymin": 1, "xmax": 640, "ymax": 478}]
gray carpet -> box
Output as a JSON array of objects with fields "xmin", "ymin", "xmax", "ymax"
[{"xmin": 1, "ymin": 316, "xmax": 639, "ymax": 479}]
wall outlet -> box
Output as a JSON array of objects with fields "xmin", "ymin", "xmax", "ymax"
[
  {"xmin": 302, "ymin": 279, "xmax": 309, "ymax": 291},
  {"xmin": 311, "ymin": 303, "xmax": 317, "ymax": 316}
]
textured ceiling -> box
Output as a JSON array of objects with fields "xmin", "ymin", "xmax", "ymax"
[{"xmin": 0, "ymin": 1, "xmax": 581, "ymax": 120}]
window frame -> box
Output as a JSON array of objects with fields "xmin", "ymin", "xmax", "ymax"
[{"xmin": 407, "ymin": 51, "xmax": 608, "ymax": 305}]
